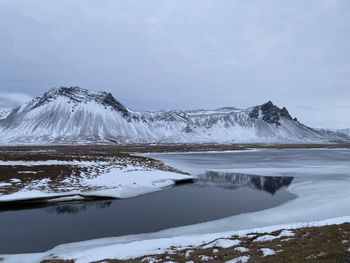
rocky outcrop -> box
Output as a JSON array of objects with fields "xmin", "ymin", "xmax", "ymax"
[{"xmin": 249, "ymin": 101, "xmax": 293, "ymax": 126}]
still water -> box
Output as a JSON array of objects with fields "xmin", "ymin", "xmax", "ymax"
[{"xmin": 0, "ymin": 171, "xmax": 294, "ymax": 253}]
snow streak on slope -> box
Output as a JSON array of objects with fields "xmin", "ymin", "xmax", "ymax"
[
  {"xmin": 0, "ymin": 87, "xmax": 348, "ymax": 144},
  {"xmin": 0, "ymin": 109, "xmax": 11, "ymax": 120},
  {"xmin": 338, "ymin": 128, "xmax": 350, "ymax": 136}
]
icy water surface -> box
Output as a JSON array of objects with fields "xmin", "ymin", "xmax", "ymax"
[{"xmin": 148, "ymin": 148, "xmax": 350, "ymax": 179}]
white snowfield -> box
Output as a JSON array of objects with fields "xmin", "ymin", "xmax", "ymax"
[
  {"xmin": 0, "ymin": 87, "xmax": 348, "ymax": 144},
  {"xmin": 0, "ymin": 161, "xmax": 194, "ymax": 202}
]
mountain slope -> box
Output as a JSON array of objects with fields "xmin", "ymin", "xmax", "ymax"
[
  {"xmin": 0, "ymin": 87, "xmax": 348, "ymax": 144},
  {"xmin": 338, "ymin": 129, "xmax": 350, "ymax": 136}
]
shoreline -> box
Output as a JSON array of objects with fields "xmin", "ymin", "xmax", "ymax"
[
  {"xmin": 4, "ymin": 216, "xmax": 350, "ymax": 263},
  {"xmin": 0, "ymin": 178, "xmax": 195, "ymax": 211},
  {"xmin": 1, "ymin": 142, "xmax": 350, "ymax": 154}
]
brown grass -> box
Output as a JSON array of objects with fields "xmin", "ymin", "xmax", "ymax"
[
  {"xmin": 89, "ymin": 223, "xmax": 350, "ymax": 263},
  {"xmin": 0, "ymin": 143, "xmax": 350, "ymax": 156},
  {"xmin": 0, "ymin": 146, "xmax": 189, "ymax": 206}
]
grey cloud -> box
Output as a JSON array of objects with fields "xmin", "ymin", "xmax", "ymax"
[
  {"xmin": 0, "ymin": 92, "xmax": 32, "ymax": 110},
  {"xmin": 0, "ymin": 0, "xmax": 349, "ymax": 128}
]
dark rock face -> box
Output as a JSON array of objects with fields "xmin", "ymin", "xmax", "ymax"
[
  {"xmin": 183, "ymin": 125, "xmax": 193, "ymax": 133},
  {"xmin": 249, "ymin": 101, "xmax": 294, "ymax": 126},
  {"xmin": 101, "ymin": 92, "xmax": 129, "ymax": 116},
  {"xmin": 248, "ymin": 107, "xmax": 260, "ymax": 119}
]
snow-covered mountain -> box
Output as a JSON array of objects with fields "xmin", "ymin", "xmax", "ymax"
[{"xmin": 0, "ymin": 87, "xmax": 348, "ymax": 144}]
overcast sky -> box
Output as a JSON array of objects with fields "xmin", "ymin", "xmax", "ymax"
[{"xmin": 0, "ymin": 0, "xmax": 349, "ymax": 128}]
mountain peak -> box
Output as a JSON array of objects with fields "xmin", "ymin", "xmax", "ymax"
[
  {"xmin": 249, "ymin": 101, "xmax": 294, "ymax": 126},
  {"xmin": 46, "ymin": 86, "xmax": 105, "ymax": 98},
  {"xmin": 31, "ymin": 87, "xmax": 129, "ymax": 115},
  {"xmin": 262, "ymin": 100, "xmax": 274, "ymax": 107}
]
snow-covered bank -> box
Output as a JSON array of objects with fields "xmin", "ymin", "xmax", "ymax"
[
  {"xmin": 3, "ymin": 215, "xmax": 350, "ymax": 263},
  {"xmin": 0, "ymin": 162, "xmax": 194, "ymax": 202}
]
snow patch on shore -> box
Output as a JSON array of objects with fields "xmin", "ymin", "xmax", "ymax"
[
  {"xmin": 225, "ymin": 256, "xmax": 250, "ymax": 263},
  {"xmin": 259, "ymin": 248, "xmax": 276, "ymax": 257},
  {"xmin": 0, "ymin": 163, "xmax": 193, "ymax": 202},
  {"xmin": 202, "ymin": 238, "xmax": 240, "ymax": 249}
]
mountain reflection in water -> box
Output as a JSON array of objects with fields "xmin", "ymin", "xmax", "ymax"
[
  {"xmin": 43, "ymin": 173, "xmax": 293, "ymax": 215},
  {"xmin": 45, "ymin": 201, "xmax": 112, "ymax": 214},
  {"xmin": 196, "ymin": 171, "xmax": 294, "ymax": 195}
]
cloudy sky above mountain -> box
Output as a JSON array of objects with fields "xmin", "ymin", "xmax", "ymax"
[{"xmin": 0, "ymin": 0, "xmax": 349, "ymax": 128}]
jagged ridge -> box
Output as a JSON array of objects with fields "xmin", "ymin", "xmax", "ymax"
[{"xmin": 0, "ymin": 87, "xmax": 348, "ymax": 144}]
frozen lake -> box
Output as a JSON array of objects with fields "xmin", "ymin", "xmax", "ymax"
[
  {"xmin": 148, "ymin": 148, "xmax": 350, "ymax": 179},
  {"xmin": 2, "ymin": 148, "xmax": 350, "ymax": 254},
  {"xmin": 0, "ymin": 171, "xmax": 293, "ymax": 253}
]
